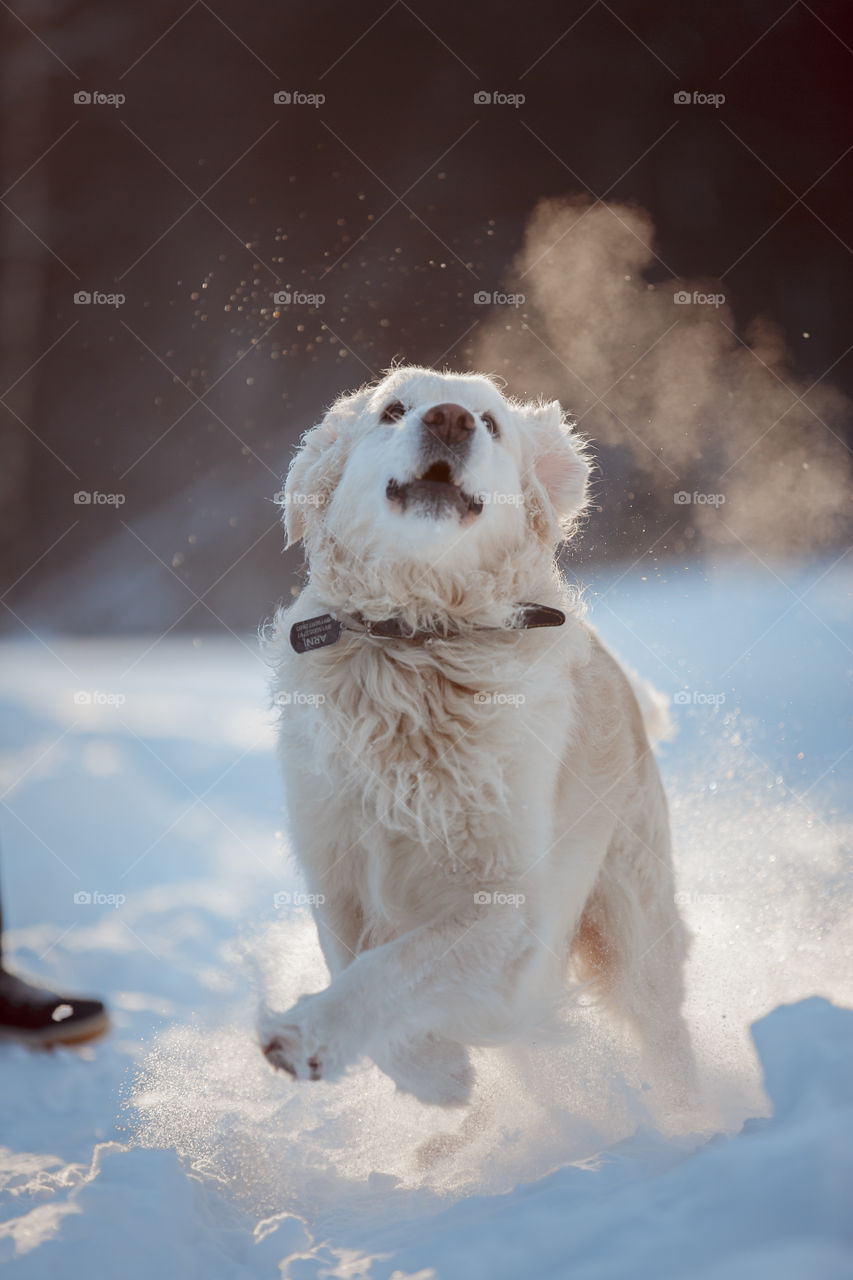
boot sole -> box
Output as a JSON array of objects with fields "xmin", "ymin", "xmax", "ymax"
[{"xmin": 0, "ymin": 1010, "xmax": 110, "ymax": 1048}]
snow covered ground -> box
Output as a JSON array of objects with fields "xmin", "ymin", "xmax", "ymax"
[{"xmin": 0, "ymin": 557, "xmax": 851, "ymax": 1278}]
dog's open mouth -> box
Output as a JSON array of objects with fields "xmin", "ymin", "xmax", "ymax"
[{"xmin": 386, "ymin": 460, "xmax": 484, "ymax": 518}]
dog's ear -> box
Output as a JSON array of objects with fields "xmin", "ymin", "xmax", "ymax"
[
  {"xmin": 280, "ymin": 387, "xmax": 369, "ymax": 547},
  {"xmin": 524, "ymin": 400, "xmax": 591, "ymax": 540},
  {"xmin": 280, "ymin": 418, "xmax": 336, "ymax": 547}
]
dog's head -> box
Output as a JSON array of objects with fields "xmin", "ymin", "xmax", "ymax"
[{"xmin": 281, "ymin": 367, "xmax": 590, "ymax": 571}]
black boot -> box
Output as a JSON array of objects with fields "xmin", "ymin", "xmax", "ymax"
[{"xmin": 0, "ymin": 969, "xmax": 108, "ymax": 1047}]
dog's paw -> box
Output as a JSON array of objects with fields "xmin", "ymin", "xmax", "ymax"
[
  {"xmin": 258, "ymin": 995, "xmax": 343, "ymax": 1083},
  {"xmin": 262, "ymin": 1024, "xmax": 324, "ymax": 1080}
]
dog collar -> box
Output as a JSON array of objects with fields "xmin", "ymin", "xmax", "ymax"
[{"xmin": 290, "ymin": 602, "xmax": 565, "ymax": 654}]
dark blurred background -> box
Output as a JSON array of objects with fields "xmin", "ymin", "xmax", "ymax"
[{"xmin": 1, "ymin": 0, "xmax": 851, "ymax": 634}]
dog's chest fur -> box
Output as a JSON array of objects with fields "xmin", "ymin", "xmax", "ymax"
[{"xmin": 275, "ymin": 625, "xmax": 580, "ymax": 866}]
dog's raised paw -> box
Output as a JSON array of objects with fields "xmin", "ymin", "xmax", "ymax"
[
  {"xmin": 261, "ymin": 1028, "xmax": 300, "ymax": 1077},
  {"xmin": 262, "ymin": 1026, "xmax": 327, "ymax": 1080}
]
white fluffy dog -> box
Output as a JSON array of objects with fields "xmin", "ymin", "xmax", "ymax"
[{"xmin": 260, "ymin": 366, "xmax": 694, "ymax": 1107}]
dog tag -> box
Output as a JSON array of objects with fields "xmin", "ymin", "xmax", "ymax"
[
  {"xmin": 518, "ymin": 603, "xmax": 566, "ymax": 629},
  {"xmin": 290, "ymin": 614, "xmax": 342, "ymax": 654}
]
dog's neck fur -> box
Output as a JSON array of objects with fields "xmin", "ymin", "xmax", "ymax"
[
  {"xmin": 300, "ymin": 529, "xmax": 570, "ymax": 633},
  {"xmin": 268, "ymin": 531, "xmax": 589, "ymax": 885}
]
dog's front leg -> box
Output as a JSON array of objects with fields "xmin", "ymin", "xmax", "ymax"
[{"xmin": 259, "ymin": 901, "xmax": 530, "ymax": 1084}]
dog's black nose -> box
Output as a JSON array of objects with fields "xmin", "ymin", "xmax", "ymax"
[{"xmin": 422, "ymin": 402, "xmax": 475, "ymax": 448}]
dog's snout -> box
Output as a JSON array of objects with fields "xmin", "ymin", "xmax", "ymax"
[{"xmin": 422, "ymin": 402, "xmax": 475, "ymax": 448}]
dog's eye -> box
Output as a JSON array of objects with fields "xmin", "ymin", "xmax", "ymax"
[
  {"xmin": 380, "ymin": 400, "xmax": 406, "ymax": 423},
  {"xmin": 482, "ymin": 412, "xmax": 499, "ymax": 438}
]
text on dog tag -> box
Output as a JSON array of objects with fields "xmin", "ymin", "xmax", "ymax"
[{"xmin": 290, "ymin": 614, "xmax": 342, "ymax": 654}]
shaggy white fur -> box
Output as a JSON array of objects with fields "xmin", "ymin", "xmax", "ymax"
[{"xmin": 259, "ymin": 366, "xmax": 694, "ymax": 1107}]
